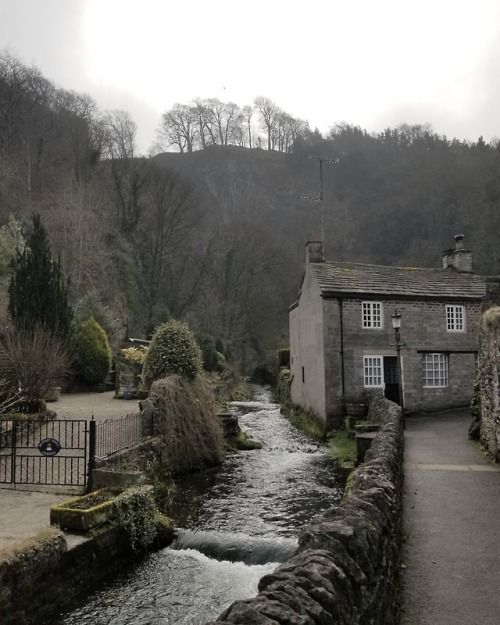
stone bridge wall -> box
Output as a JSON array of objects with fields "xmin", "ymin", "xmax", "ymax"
[{"xmin": 207, "ymin": 397, "xmax": 404, "ymax": 625}]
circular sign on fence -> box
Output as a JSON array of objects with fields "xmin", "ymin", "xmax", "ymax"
[{"xmin": 38, "ymin": 438, "xmax": 61, "ymax": 456}]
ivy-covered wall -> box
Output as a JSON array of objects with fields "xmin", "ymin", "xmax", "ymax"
[{"xmin": 477, "ymin": 306, "xmax": 500, "ymax": 462}]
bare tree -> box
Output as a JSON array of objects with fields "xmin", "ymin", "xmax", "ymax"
[
  {"xmin": 101, "ymin": 109, "xmax": 137, "ymax": 159},
  {"xmin": 254, "ymin": 96, "xmax": 280, "ymax": 150},
  {"xmin": 156, "ymin": 104, "xmax": 198, "ymax": 153},
  {"xmin": 242, "ymin": 105, "xmax": 253, "ymax": 148},
  {"xmin": 100, "ymin": 110, "xmax": 148, "ymax": 231},
  {"xmin": 1, "ymin": 326, "xmax": 71, "ymax": 411},
  {"xmin": 135, "ymin": 163, "xmax": 203, "ymax": 332}
]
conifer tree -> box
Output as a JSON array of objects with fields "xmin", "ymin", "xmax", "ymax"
[{"xmin": 8, "ymin": 214, "xmax": 73, "ymax": 339}]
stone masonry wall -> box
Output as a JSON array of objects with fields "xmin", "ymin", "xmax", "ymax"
[
  {"xmin": 477, "ymin": 306, "xmax": 500, "ymax": 462},
  {"xmin": 206, "ymin": 398, "xmax": 404, "ymax": 625}
]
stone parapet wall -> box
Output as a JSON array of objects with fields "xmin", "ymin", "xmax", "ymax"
[{"xmin": 206, "ymin": 398, "xmax": 404, "ymax": 625}]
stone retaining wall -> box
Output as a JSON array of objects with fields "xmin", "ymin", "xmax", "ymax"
[
  {"xmin": 0, "ymin": 517, "xmax": 174, "ymax": 625},
  {"xmin": 207, "ymin": 398, "xmax": 404, "ymax": 625}
]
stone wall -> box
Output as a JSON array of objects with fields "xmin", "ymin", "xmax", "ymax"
[
  {"xmin": 475, "ymin": 306, "xmax": 500, "ymax": 462},
  {"xmin": 0, "ymin": 515, "xmax": 174, "ymax": 624},
  {"xmin": 206, "ymin": 398, "xmax": 404, "ymax": 625}
]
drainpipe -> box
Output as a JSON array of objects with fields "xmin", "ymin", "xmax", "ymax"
[{"xmin": 338, "ymin": 298, "xmax": 345, "ymax": 396}]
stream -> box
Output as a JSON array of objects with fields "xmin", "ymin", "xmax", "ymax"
[{"xmin": 55, "ymin": 386, "xmax": 347, "ymax": 625}]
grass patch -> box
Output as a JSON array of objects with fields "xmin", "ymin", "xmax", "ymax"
[
  {"xmin": 327, "ymin": 430, "xmax": 357, "ymax": 469},
  {"xmin": 282, "ymin": 404, "xmax": 324, "ymax": 439},
  {"xmin": 467, "ymin": 438, "xmax": 499, "ymax": 466},
  {"xmin": 229, "ymin": 382, "xmax": 252, "ymax": 402},
  {"xmin": 226, "ymin": 430, "xmax": 262, "ymax": 451}
]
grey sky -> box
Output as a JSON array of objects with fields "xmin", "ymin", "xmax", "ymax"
[{"xmin": 1, "ymin": 0, "xmax": 500, "ymax": 154}]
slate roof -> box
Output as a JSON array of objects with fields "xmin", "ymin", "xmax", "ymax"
[{"xmin": 310, "ymin": 261, "xmax": 486, "ymax": 299}]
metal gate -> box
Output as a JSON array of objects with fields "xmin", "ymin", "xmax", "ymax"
[{"xmin": 0, "ymin": 418, "xmax": 92, "ymax": 488}]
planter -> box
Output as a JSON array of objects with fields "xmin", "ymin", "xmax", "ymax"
[
  {"xmin": 345, "ymin": 403, "xmax": 368, "ymax": 418},
  {"xmin": 44, "ymin": 387, "xmax": 61, "ymax": 402},
  {"xmin": 50, "ymin": 489, "xmax": 120, "ymax": 532}
]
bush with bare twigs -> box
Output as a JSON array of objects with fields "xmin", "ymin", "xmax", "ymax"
[
  {"xmin": 150, "ymin": 375, "xmax": 224, "ymax": 475},
  {"xmin": 0, "ymin": 378, "xmax": 22, "ymax": 414},
  {"xmin": 0, "ymin": 326, "xmax": 70, "ymax": 412}
]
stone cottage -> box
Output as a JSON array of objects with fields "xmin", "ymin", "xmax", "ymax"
[{"xmin": 289, "ymin": 235, "xmax": 486, "ymax": 426}]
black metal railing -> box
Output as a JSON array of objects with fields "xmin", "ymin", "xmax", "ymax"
[{"xmin": 95, "ymin": 413, "xmax": 144, "ymax": 459}]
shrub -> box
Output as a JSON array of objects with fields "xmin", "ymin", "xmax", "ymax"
[
  {"xmin": 202, "ymin": 339, "xmax": 226, "ymax": 373},
  {"xmin": 114, "ymin": 486, "xmax": 158, "ymax": 552},
  {"xmin": 0, "ymin": 326, "xmax": 70, "ymax": 412},
  {"xmin": 74, "ymin": 290, "xmax": 122, "ymax": 351},
  {"xmin": 72, "ymin": 318, "xmax": 111, "ymax": 387},
  {"xmin": 142, "ymin": 320, "xmax": 202, "ymax": 385},
  {"xmin": 149, "ymin": 374, "xmax": 224, "ymax": 475}
]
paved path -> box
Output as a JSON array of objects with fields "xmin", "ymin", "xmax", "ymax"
[
  {"xmin": 51, "ymin": 390, "xmax": 140, "ymax": 422},
  {"xmin": 401, "ymin": 410, "xmax": 500, "ymax": 625}
]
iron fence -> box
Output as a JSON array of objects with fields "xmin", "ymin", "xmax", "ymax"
[{"xmin": 95, "ymin": 412, "xmax": 144, "ymax": 459}]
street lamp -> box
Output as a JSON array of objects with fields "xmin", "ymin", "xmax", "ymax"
[{"xmin": 391, "ymin": 309, "xmax": 405, "ymax": 427}]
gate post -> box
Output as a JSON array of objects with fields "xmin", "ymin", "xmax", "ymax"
[
  {"xmin": 10, "ymin": 420, "xmax": 17, "ymax": 485},
  {"xmin": 86, "ymin": 418, "xmax": 96, "ymax": 493}
]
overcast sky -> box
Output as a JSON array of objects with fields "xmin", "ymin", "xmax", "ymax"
[{"xmin": 2, "ymin": 0, "xmax": 500, "ymax": 154}]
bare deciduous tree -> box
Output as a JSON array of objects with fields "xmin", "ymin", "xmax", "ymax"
[
  {"xmin": 254, "ymin": 96, "xmax": 280, "ymax": 150},
  {"xmin": 156, "ymin": 104, "xmax": 198, "ymax": 153}
]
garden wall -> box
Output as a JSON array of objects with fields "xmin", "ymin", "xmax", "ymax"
[
  {"xmin": 0, "ymin": 519, "xmax": 173, "ymax": 625},
  {"xmin": 206, "ymin": 397, "xmax": 404, "ymax": 625},
  {"xmin": 475, "ymin": 305, "xmax": 500, "ymax": 462}
]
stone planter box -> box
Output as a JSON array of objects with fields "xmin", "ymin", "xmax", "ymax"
[
  {"xmin": 50, "ymin": 489, "xmax": 120, "ymax": 532},
  {"xmin": 44, "ymin": 387, "xmax": 61, "ymax": 402}
]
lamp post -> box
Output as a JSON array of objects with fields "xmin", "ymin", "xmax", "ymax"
[{"xmin": 391, "ymin": 309, "xmax": 405, "ymax": 427}]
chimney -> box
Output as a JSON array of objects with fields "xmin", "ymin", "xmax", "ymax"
[
  {"xmin": 442, "ymin": 234, "xmax": 472, "ymax": 273},
  {"xmin": 306, "ymin": 234, "xmax": 324, "ymax": 264}
]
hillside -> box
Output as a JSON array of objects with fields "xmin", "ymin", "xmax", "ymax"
[{"xmin": 2, "ymin": 49, "xmax": 500, "ymax": 372}]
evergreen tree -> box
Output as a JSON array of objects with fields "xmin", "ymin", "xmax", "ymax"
[{"xmin": 8, "ymin": 214, "xmax": 73, "ymax": 338}]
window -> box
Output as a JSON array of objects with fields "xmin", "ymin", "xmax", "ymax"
[
  {"xmin": 422, "ymin": 353, "xmax": 448, "ymax": 387},
  {"xmin": 364, "ymin": 356, "xmax": 383, "ymax": 387},
  {"xmin": 446, "ymin": 305, "xmax": 465, "ymax": 332},
  {"xmin": 362, "ymin": 302, "xmax": 382, "ymax": 328}
]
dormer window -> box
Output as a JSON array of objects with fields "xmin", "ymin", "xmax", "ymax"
[
  {"xmin": 362, "ymin": 302, "xmax": 382, "ymax": 328},
  {"xmin": 446, "ymin": 305, "xmax": 465, "ymax": 332}
]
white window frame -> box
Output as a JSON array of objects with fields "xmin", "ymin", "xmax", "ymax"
[
  {"xmin": 363, "ymin": 356, "xmax": 384, "ymax": 387},
  {"xmin": 362, "ymin": 301, "xmax": 383, "ymax": 329},
  {"xmin": 446, "ymin": 305, "xmax": 465, "ymax": 332},
  {"xmin": 422, "ymin": 353, "xmax": 449, "ymax": 388}
]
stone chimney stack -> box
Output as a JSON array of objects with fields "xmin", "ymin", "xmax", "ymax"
[
  {"xmin": 442, "ymin": 234, "xmax": 472, "ymax": 273},
  {"xmin": 306, "ymin": 234, "xmax": 324, "ymax": 264}
]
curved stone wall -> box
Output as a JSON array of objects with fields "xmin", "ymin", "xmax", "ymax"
[{"xmin": 206, "ymin": 398, "xmax": 404, "ymax": 625}]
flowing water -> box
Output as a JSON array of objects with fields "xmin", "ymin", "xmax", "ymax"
[{"xmin": 55, "ymin": 386, "xmax": 346, "ymax": 625}]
